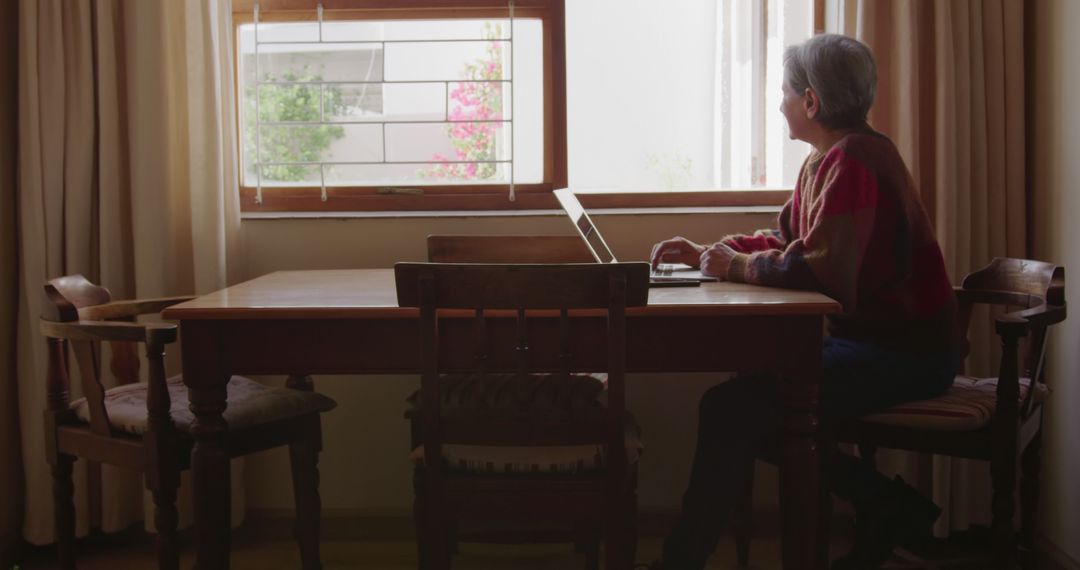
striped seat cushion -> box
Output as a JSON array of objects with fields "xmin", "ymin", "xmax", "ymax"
[
  {"xmin": 407, "ymin": 373, "xmax": 643, "ymax": 474},
  {"xmin": 860, "ymin": 375, "xmax": 1049, "ymax": 431},
  {"xmin": 71, "ymin": 374, "xmax": 337, "ymax": 435}
]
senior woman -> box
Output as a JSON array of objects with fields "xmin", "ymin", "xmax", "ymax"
[{"xmin": 643, "ymin": 34, "xmax": 961, "ymax": 570}]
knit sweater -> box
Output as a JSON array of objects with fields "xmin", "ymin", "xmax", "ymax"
[{"xmin": 723, "ymin": 130, "xmax": 959, "ymax": 354}]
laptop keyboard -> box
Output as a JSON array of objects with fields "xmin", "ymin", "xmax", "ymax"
[{"xmin": 651, "ymin": 264, "xmax": 675, "ymax": 277}]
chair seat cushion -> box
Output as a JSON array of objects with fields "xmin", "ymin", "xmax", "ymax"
[
  {"xmin": 71, "ymin": 375, "xmax": 337, "ymax": 435},
  {"xmin": 407, "ymin": 373, "xmax": 642, "ymax": 474},
  {"xmin": 859, "ymin": 375, "xmax": 1049, "ymax": 431}
]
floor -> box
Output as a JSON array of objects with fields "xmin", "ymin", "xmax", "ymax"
[
  {"xmin": 12, "ymin": 516, "xmax": 1003, "ymax": 569},
  {"xmin": 15, "ymin": 524, "xmax": 810, "ymax": 569}
]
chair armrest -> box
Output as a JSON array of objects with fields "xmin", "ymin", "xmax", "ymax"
[
  {"xmin": 77, "ymin": 296, "xmax": 196, "ymax": 321},
  {"xmin": 989, "ymin": 304, "xmax": 1067, "ymax": 420},
  {"xmin": 40, "ymin": 319, "xmax": 178, "ymax": 345},
  {"xmin": 996, "ymin": 303, "xmax": 1067, "ymax": 336},
  {"xmin": 1012, "ymin": 303, "xmax": 1066, "ymax": 328},
  {"xmin": 955, "ymin": 287, "xmax": 1037, "ymax": 308}
]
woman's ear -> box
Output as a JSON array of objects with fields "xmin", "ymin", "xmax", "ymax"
[{"xmin": 803, "ymin": 88, "xmax": 820, "ymax": 119}]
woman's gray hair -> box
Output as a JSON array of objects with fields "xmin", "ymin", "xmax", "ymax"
[{"xmin": 783, "ymin": 34, "xmax": 877, "ymax": 130}]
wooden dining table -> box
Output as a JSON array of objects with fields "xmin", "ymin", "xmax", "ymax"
[{"xmin": 162, "ymin": 268, "xmax": 840, "ymax": 569}]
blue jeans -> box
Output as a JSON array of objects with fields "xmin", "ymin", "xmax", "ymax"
[{"xmin": 661, "ymin": 337, "xmax": 959, "ymax": 570}]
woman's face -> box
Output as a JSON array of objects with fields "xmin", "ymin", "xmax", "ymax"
[{"xmin": 780, "ymin": 79, "xmax": 812, "ymax": 142}]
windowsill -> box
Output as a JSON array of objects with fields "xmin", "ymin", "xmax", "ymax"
[
  {"xmin": 238, "ymin": 188, "xmax": 792, "ymax": 218},
  {"xmin": 241, "ymin": 203, "xmax": 783, "ymax": 220}
]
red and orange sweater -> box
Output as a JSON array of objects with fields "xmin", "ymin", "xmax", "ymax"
[{"xmin": 723, "ymin": 130, "xmax": 959, "ymax": 354}]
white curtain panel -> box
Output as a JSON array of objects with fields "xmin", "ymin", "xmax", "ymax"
[
  {"xmin": 713, "ymin": 0, "xmax": 813, "ymax": 189},
  {"xmin": 15, "ymin": 0, "xmax": 243, "ymax": 543}
]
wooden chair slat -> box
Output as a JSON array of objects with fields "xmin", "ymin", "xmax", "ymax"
[{"xmin": 427, "ymin": 234, "xmax": 594, "ymax": 264}]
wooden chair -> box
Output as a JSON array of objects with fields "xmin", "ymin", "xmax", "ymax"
[
  {"xmin": 40, "ymin": 275, "xmax": 338, "ymax": 570},
  {"xmin": 426, "ymin": 234, "xmax": 617, "ymax": 565},
  {"xmin": 426, "ymin": 234, "xmax": 595, "ymax": 264},
  {"xmin": 733, "ymin": 257, "xmax": 1066, "ymax": 569},
  {"xmin": 396, "ymin": 261, "xmax": 649, "ymax": 570}
]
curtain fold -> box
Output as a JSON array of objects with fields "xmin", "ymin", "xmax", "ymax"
[
  {"xmin": 829, "ymin": 0, "xmax": 1028, "ymax": 536},
  {"xmin": 12, "ymin": 0, "xmax": 243, "ymax": 545}
]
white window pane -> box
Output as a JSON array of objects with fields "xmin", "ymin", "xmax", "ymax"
[
  {"xmin": 325, "ymin": 163, "xmax": 513, "ymax": 186},
  {"xmin": 237, "ymin": 19, "xmax": 542, "ymax": 189},
  {"xmin": 778, "ymin": 0, "xmax": 814, "ymax": 187},
  {"xmin": 567, "ymin": 0, "xmax": 813, "ymax": 191},
  {"xmin": 566, "ymin": 0, "xmax": 718, "ymax": 191},
  {"xmin": 254, "ymin": 22, "xmax": 320, "ymax": 44},
  {"xmin": 381, "ymin": 82, "xmax": 446, "ymax": 121},
  {"xmin": 385, "ymin": 40, "xmax": 511, "ymax": 82},
  {"xmin": 258, "ymin": 164, "xmax": 321, "ymax": 185},
  {"xmin": 256, "ymin": 124, "xmax": 383, "ymax": 163},
  {"xmin": 326, "ymin": 83, "xmax": 442, "ymax": 122},
  {"xmin": 385, "ymin": 122, "xmax": 512, "ymax": 163},
  {"xmin": 248, "ymin": 44, "xmax": 384, "ymax": 84},
  {"xmin": 509, "ymin": 21, "xmax": 543, "ymax": 184}
]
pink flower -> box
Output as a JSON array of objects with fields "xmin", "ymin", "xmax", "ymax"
[{"xmin": 421, "ymin": 33, "xmax": 505, "ymax": 181}]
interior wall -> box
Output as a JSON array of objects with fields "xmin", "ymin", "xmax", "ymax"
[
  {"xmin": 239, "ymin": 209, "xmax": 783, "ymax": 514},
  {"xmin": 1029, "ymin": 0, "xmax": 1080, "ymax": 563}
]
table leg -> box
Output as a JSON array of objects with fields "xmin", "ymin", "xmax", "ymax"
[
  {"xmin": 190, "ymin": 380, "xmax": 231, "ymax": 569},
  {"xmin": 779, "ymin": 373, "xmax": 823, "ymax": 570}
]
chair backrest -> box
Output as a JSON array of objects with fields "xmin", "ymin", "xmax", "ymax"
[
  {"xmin": 956, "ymin": 258, "xmax": 1066, "ymax": 416},
  {"xmin": 42, "ymin": 276, "xmax": 118, "ymax": 434},
  {"xmin": 395, "ymin": 262, "xmax": 650, "ymax": 479},
  {"xmin": 41, "ymin": 275, "xmax": 182, "ymax": 437},
  {"xmin": 427, "ymin": 234, "xmax": 595, "ymax": 263}
]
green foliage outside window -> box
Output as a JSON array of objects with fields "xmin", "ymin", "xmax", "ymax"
[{"xmin": 244, "ymin": 68, "xmax": 346, "ymax": 182}]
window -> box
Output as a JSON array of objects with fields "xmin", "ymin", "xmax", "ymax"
[
  {"xmin": 234, "ymin": 1, "xmax": 817, "ymax": 213},
  {"xmin": 566, "ymin": 0, "xmax": 814, "ymax": 196},
  {"xmin": 234, "ymin": 0, "xmax": 565, "ymax": 212}
]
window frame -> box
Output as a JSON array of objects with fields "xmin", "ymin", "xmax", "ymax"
[
  {"xmin": 233, "ymin": 0, "xmax": 823, "ymax": 213},
  {"xmin": 233, "ymin": 0, "xmax": 566, "ymax": 213}
]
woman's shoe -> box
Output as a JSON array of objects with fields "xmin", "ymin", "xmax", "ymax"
[{"xmin": 831, "ymin": 476, "xmax": 940, "ymax": 569}]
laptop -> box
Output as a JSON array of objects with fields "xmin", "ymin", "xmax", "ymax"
[{"xmin": 553, "ymin": 188, "xmax": 718, "ymax": 286}]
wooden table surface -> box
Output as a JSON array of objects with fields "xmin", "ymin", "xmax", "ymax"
[{"xmin": 164, "ymin": 269, "xmax": 838, "ymax": 319}]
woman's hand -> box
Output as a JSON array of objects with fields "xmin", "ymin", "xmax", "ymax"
[
  {"xmin": 650, "ymin": 237, "xmax": 706, "ymax": 271},
  {"xmin": 699, "ymin": 242, "xmax": 738, "ymax": 279}
]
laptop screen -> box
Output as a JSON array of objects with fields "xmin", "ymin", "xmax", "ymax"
[{"xmin": 553, "ymin": 189, "xmax": 617, "ymax": 263}]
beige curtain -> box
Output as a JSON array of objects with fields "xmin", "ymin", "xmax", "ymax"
[
  {"xmin": 827, "ymin": 0, "xmax": 1027, "ymax": 535},
  {"xmin": 10, "ymin": 0, "xmax": 243, "ymax": 545}
]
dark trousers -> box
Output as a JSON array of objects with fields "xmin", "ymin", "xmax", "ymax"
[{"xmin": 661, "ymin": 337, "xmax": 959, "ymax": 569}]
